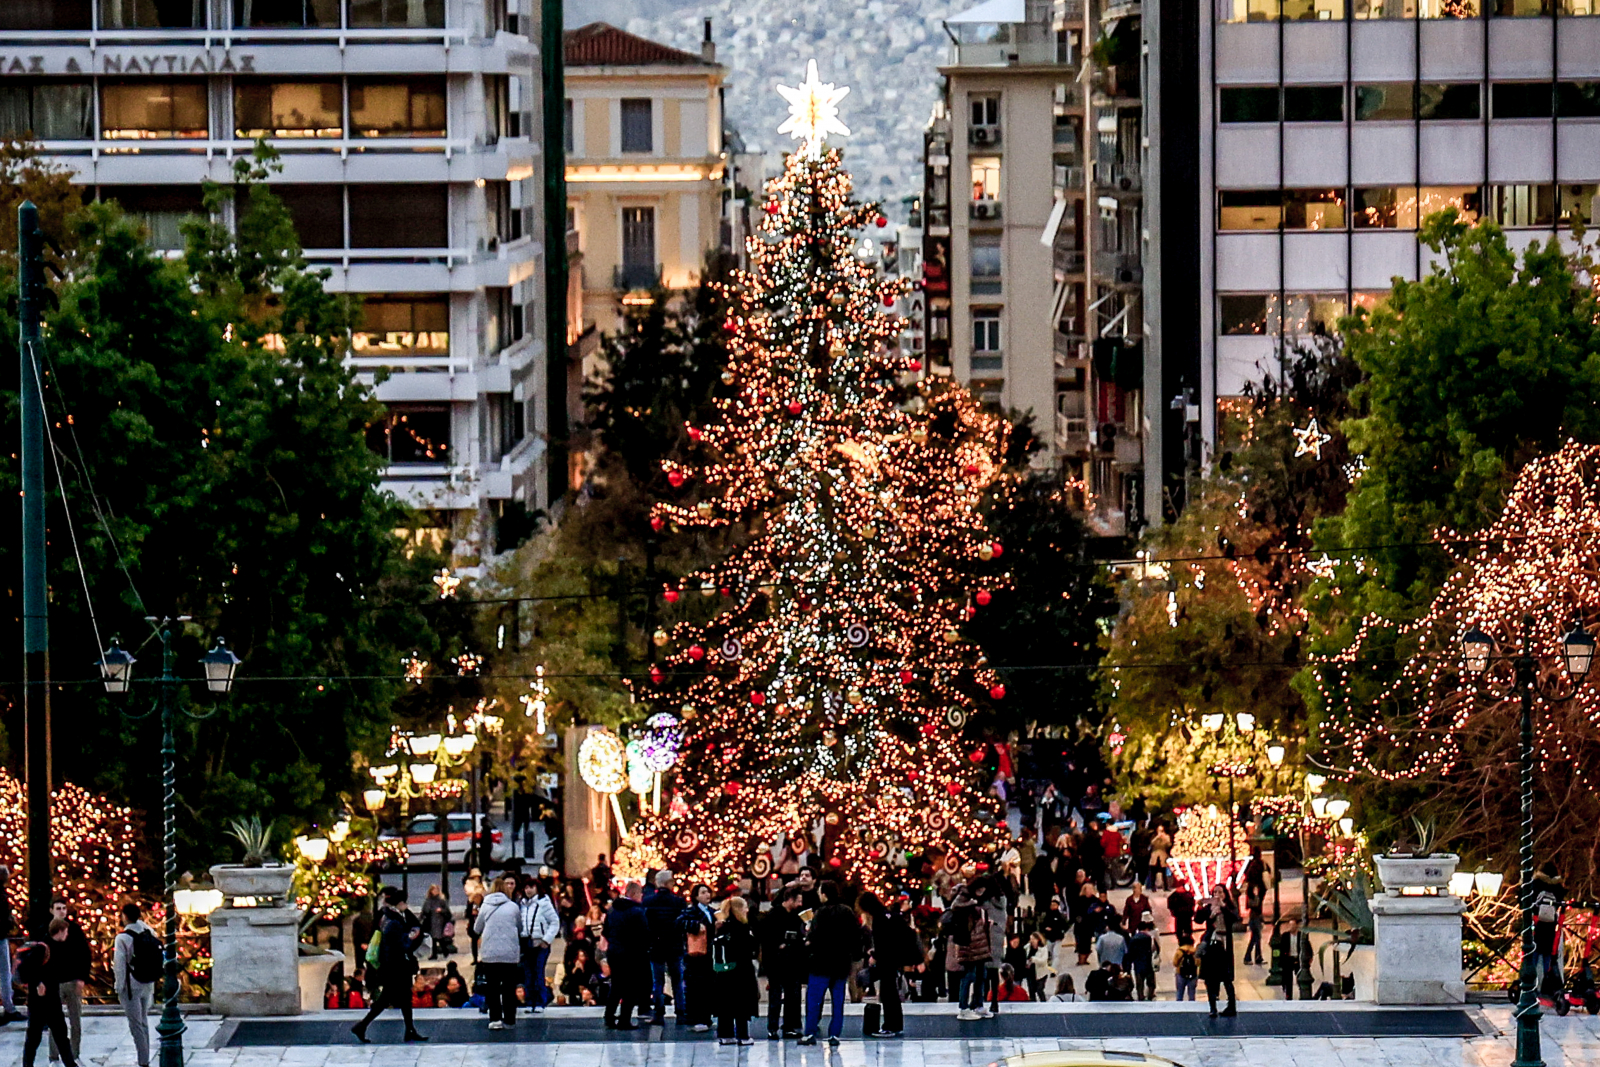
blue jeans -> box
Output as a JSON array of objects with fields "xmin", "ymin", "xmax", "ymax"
[
  {"xmin": 650, "ymin": 957, "xmax": 684, "ymax": 1020},
  {"xmin": 522, "ymin": 944, "xmax": 551, "ymax": 1009},
  {"xmin": 804, "ymin": 974, "xmax": 846, "ymax": 1039},
  {"xmin": 1175, "ymin": 974, "xmax": 1196, "ymax": 1001},
  {"xmin": 957, "ymin": 963, "xmax": 986, "ymax": 1010}
]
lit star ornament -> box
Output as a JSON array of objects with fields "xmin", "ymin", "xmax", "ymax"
[
  {"xmin": 1292, "ymin": 418, "xmax": 1333, "ymax": 460},
  {"xmin": 776, "ymin": 59, "xmax": 850, "ymax": 159}
]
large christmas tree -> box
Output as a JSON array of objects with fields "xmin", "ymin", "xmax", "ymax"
[{"xmin": 631, "ymin": 64, "xmax": 1010, "ymax": 885}]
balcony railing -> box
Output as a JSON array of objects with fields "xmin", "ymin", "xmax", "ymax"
[
  {"xmin": 1055, "ymin": 165, "xmax": 1085, "ymax": 192},
  {"xmin": 1055, "ymin": 411, "xmax": 1091, "ymax": 451},
  {"xmin": 614, "ymin": 263, "xmax": 662, "ymax": 290},
  {"xmin": 949, "ymin": 23, "xmax": 1075, "ymax": 67}
]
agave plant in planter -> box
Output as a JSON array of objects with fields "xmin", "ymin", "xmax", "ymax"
[
  {"xmin": 210, "ymin": 816, "xmax": 295, "ymax": 900},
  {"xmin": 1316, "ymin": 868, "xmax": 1376, "ymax": 999},
  {"xmin": 1373, "ymin": 816, "xmax": 1459, "ymax": 895}
]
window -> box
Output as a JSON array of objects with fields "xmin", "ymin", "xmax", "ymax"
[
  {"xmin": 1219, "ymin": 87, "xmax": 1279, "ymax": 124},
  {"xmin": 1494, "ymin": 82, "xmax": 1554, "ymax": 119},
  {"xmin": 970, "ymin": 94, "xmax": 1000, "ymax": 128},
  {"xmin": 1419, "ymin": 84, "xmax": 1480, "ymax": 120},
  {"xmin": 1495, "ymin": 0, "xmax": 1551, "ymax": 12},
  {"xmin": 485, "ymin": 392, "xmax": 520, "ymax": 462},
  {"xmin": 1354, "ymin": 0, "xmax": 1417, "ymax": 15},
  {"xmin": 353, "ymin": 294, "xmax": 449, "ymax": 356},
  {"xmin": 971, "ymin": 236, "xmax": 1002, "ymax": 295},
  {"xmin": 368, "ymin": 403, "xmax": 451, "ymax": 464},
  {"xmin": 234, "ymin": 81, "xmax": 342, "ymax": 139},
  {"xmin": 620, "ymin": 99, "xmax": 653, "ymax": 154},
  {"xmin": 233, "ymin": 0, "xmax": 340, "ymax": 25},
  {"xmin": 1560, "ymin": 185, "xmax": 1599, "ymax": 225},
  {"xmin": 101, "ymin": 82, "xmax": 208, "ymax": 140},
  {"xmin": 1284, "ymin": 189, "xmax": 1344, "ymax": 229},
  {"xmin": 0, "ymin": 83, "xmax": 92, "ymax": 141},
  {"xmin": 349, "ymin": 79, "xmax": 446, "ymax": 137},
  {"xmin": 1486, "ymin": 184, "xmax": 1556, "ymax": 227},
  {"xmin": 102, "ymin": 186, "xmax": 204, "ymax": 251},
  {"xmin": 1354, "ymin": 186, "xmax": 1419, "ymax": 228},
  {"xmin": 100, "ymin": 0, "xmax": 205, "ymax": 26},
  {"xmin": 1219, "ymin": 190, "xmax": 1282, "ymax": 231},
  {"xmin": 1419, "ymin": 185, "xmax": 1481, "ymax": 221},
  {"xmin": 1283, "ymin": 0, "xmax": 1345, "ymax": 15},
  {"xmin": 1355, "ymin": 84, "xmax": 1413, "ymax": 121},
  {"xmin": 349, "ymin": 184, "xmax": 448, "ymax": 248},
  {"xmin": 1218, "ymin": 0, "xmax": 1282, "ymax": 21},
  {"xmin": 1219, "ymin": 294, "xmax": 1270, "ymax": 335},
  {"xmin": 970, "ymin": 156, "xmax": 1000, "ymax": 202},
  {"xmin": 1559, "ymin": 83, "xmax": 1600, "ymax": 118},
  {"xmin": 1419, "ymin": 0, "xmax": 1477, "ymax": 14},
  {"xmin": 486, "ymin": 288, "xmax": 516, "ymax": 354},
  {"xmin": 347, "ymin": 0, "xmax": 444, "ymax": 26},
  {"xmin": 0, "ymin": 0, "xmax": 91, "ymax": 29},
  {"xmin": 1283, "ymin": 293, "xmax": 1347, "ymax": 335},
  {"xmin": 972, "ymin": 309, "xmax": 1002, "ymax": 372},
  {"xmin": 619, "ymin": 206, "xmax": 657, "ymax": 289},
  {"xmin": 264, "ymin": 184, "xmax": 344, "ymax": 248},
  {"xmin": 1285, "ymin": 86, "xmax": 1344, "ymax": 122},
  {"xmin": 1564, "ymin": 0, "xmax": 1600, "ymax": 12}
]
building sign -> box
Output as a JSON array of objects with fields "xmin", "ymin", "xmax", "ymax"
[{"xmin": 0, "ymin": 51, "xmax": 258, "ymax": 75}]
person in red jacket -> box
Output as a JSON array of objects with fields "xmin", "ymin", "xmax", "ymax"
[{"xmin": 995, "ymin": 964, "xmax": 1031, "ymax": 1002}]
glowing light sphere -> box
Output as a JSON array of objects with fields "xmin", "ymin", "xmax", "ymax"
[
  {"xmin": 578, "ymin": 729, "xmax": 628, "ymax": 795},
  {"xmin": 640, "ymin": 713, "xmax": 684, "ymax": 772},
  {"xmin": 625, "ymin": 740, "xmax": 654, "ymax": 796}
]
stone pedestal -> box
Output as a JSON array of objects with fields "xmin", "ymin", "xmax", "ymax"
[
  {"xmin": 209, "ymin": 905, "xmax": 303, "ymax": 1016},
  {"xmin": 1369, "ymin": 893, "xmax": 1465, "ymax": 1004}
]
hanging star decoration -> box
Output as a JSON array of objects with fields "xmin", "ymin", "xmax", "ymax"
[
  {"xmin": 776, "ymin": 59, "xmax": 850, "ymax": 160},
  {"xmin": 1292, "ymin": 418, "xmax": 1333, "ymax": 460}
]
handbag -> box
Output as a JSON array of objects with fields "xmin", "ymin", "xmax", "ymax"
[
  {"xmin": 443, "ymin": 921, "xmax": 456, "ymax": 939},
  {"xmin": 685, "ymin": 927, "xmax": 709, "ymax": 957}
]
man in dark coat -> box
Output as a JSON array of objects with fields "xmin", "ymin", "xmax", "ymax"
[
  {"xmin": 20, "ymin": 924, "xmax": 77, "ymax": 1067},
  {"xmin": 603, "ymin": 881, "xmax": 651, "ymax": 1030},
  {"xmin": 860, "ymin": 892, "xmax": 917, "ymax": 1037},
  {"xmin": 351, "ymin": 887, "xmax": 428, "ymax": 1043},
  {"xmin": 760, "ymin": 886, "xmax": 807, "ymax": 1037},
  {"xmin": 642, "ymin": 871, "xmax": 687, "ymax": 1024},
  {"xmin": 798, "ymin": 881, "xmax": 860, "ymax": 1046},
  {"xmin": 1168, "ymin": 880, "xmax": 1196, "ymax": 942}
]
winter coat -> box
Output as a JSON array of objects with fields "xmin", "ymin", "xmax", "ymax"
[
  {"xmin": 981, "ymin": 897, "xmax": 1007, "ymax": 962},
  {"xmin": 1198, "ymin": 901, "xmax": 1238, "ymax": 982},
  {"xmin": 642, "ymin": 888, "xmax": 687, "ymax": 961},
  {"xmin": 951, "ymin": 901, "xmax": 991, "ymax": 965},
  {"xmin": 1038, "ymin": 908, "xmax": 1069, "ymax": 943},
  {"xmin": 421, "ymin": 895, "xmax": 452, "ymax": 941},
  {"xmin": 710, "ymin": 917, "xmax": 760, "ymax": 1018},
  {"xmin": 518, "ymin": 894, "xmax": 561, "ymax": 947},
  {"xmin": 871, "ymin": 910, "xmax": 919, "ymax": 972},
  {"xmin": 603, "ymin": 896, "xmax": 652, "ymax": 998},
  {"xmin": 760, "ymin": 906, "xmax": 806, "ymax": 978},
  {"xmin": 806, "ymin": 903, "xmax": 862, "ymax": 980},
  {"xmin": 375, "ymin": 906, "xmax": 422, "ymax": 976},
  {"xmin": 473, "ymin": 891, "xmax": 522, "ymax": 964}
]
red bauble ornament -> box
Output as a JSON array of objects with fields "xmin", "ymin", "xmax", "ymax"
[
  {"xmin": 990, "ymin": 684, "xmax": 1007, "ymax": 700},
  {"xmin": 899, "ymin": 669, "xmax": 914, "ymax": 685},
  {"xmin": 764, "ymin": 202, "xmax": 780, "ymax": 214},
  {"xmin": 963, "ymin": 607, "xmax": 976, "ymax": 621},
  {"xmin": 870, "ymin": 849, "xmax": 884, "ymax": 859},
  {"xmin": 687, "ymin": 426, "xmax": 703, "ymax": 442},
  {"xmin": 964, "ymin": 463, "xmax": 981, "ymax": 475},
  {"xmin": 750, "ymin": 691, "xmax": 766, "ymax": 706},
  {"xmin": 725, "ymin": 781, "xmax": 742, "ymax": 795},
  {"xmin": 649, "ymin": 666, "xmax": 664, "ymax": 685},
  {"xmin": 968, "ymin": 748, "xmax": 985, "ymax": 763},
  {"xmin": 920, "ymin": 722, "xmax": 937, "ymax": 736},
  {"xmin": 667, "ymin": 470, "xmax": 686, "ymax": 488},
  {"xmin": 650, "ymin": 516, "xmax": 665, "ymax": 533},
  {"xmin": 882, "ymin": 294, "xmax": 896, "ymax": 308},
  {"xmin": 722, "ymin": 319, "xmax": 738, "ymax": 333},
  {"xmin": 909, "ymin": 360, "xmax": 923, "ymax": 371},
  {"xmin": 991, "ymin": 541, "xmax": 1005, "ymax": 558},
  {"xmin": 975, "ymin": 589, "xmax": 992, "ymax": 606},
  {"xmin": 906, "ymin": 769, "xmax": 920, "ymax": 781},
  {"xmin": 664, "ymin": 589, "xmax": 681, "ymax": 603},
  {"xmin": 944, "ymin": 781, "xmax": 963, "ymax": 796},
  {"xmin": 875, "ymin": 216, "xmax": 888, "ymax": 228},
  {"xmin": 719, "ymin": 586, "xmax": 732, "ymax": 597},
  {"xmin": 828, "ymin": 856, "xmax": 843, "ymax": 868},
  {"xmin": 786, "ymin": 400, "xmax": 803, "ymax": 415},
  {"xmin": 798, "ymin": 597, "xmax": 814, "ymax": 612},
  {"xmin": 688, "ymin": 645, "xmax": 705, "ymax": 661},
  {"xmin": 975, "ymin": 861, "xmax": 990, "ymax": 872}
]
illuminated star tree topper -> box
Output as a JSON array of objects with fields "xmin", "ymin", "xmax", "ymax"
[{"xmin": 776, "ymin": 59, "xmax": 851, "ymax": 160}]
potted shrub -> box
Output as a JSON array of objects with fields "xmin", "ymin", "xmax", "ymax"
[
  {"xmin": 1373, "ymin": 817, "xmax": 1459, "ymax": 895},
  {"xmin": 210, "ymin": 816, "xmax": 295, "ymax": 900}
]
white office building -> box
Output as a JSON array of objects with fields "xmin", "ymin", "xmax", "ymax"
[{"xmin": 1, "ymin": 0, "xmax": 549, "ymax": 551}]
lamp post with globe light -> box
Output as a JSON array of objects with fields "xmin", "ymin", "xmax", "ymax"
[
  {"xmin": 99, "ymin": 621, "xmax": 239, "ymax": 1067},
  {"xmin": 1459, "ymin": 614, "xmax": 1594, "ymax": 1067},
  {"xmin": 366, "ymin": 729, "xmax": 479, "ymax": 902}
]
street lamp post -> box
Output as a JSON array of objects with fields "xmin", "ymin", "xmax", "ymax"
[
  {"xmin": 1461, "ymin": 614, "xmax": 1594, "ymax": 1067},
  {"xmin": 101, "ymin": 623, "xmax": 239, "ymax": 1067}
]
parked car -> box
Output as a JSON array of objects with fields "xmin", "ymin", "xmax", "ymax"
[{"xmin": 380, "ymin": 813, "xmax": 507, "ymax": 865}]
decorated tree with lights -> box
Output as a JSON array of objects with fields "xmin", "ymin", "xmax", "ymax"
[{"xmin": 630, "ymin": 64, "xmax": 1011, "ymax": 884}]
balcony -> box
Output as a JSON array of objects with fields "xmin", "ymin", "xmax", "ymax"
[
  {"xmin": 970, "ymin": 198, "xmax": 1003, "ymax": 223},
  {"xmin": 1053, "ymin": 245, "xmax": 1085, "ymax": 275},
  {"xmin": 1093, "ymin": 162, "xmax": 1142, "ymax": 193},
  {"xmin": 1055, "ymin": 164, "xmax": 1085, "ymax": 192},
  {"xmin": 948, "ymin": 22, "xmax": 1072, "ymax": 68},
  {"xmin": 1093, "ymin": 250, "xmax": 1142, "ymax": 286},
  {"xmin": 1054, "ymin": 330, "xmax": 1087, "ymax": 362},
  {"xmin": 1055, "ymin": 410, "xmax": 1091, "ymax": 453},
  {"xmin": 613, "ymin": 263, "xmax": 662, "ymax": 291}
]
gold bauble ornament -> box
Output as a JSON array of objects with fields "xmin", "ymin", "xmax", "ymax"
[
  {"xmin": 829, "ymin": 292, "xmax": 846, "ymax": 306},
  {"xmin": 680, "ymin": 703, "xmax": 697, "ymax": 719},
  {"xmin": 652, "ymin": 629, "xmax": 669, "ymax": 647},
  {"xmin": 696, "ymin": 501, "xmax": 716, "ymax": 518},
  {"xmin": 701, "ymin": 581, "xmax": 717, "ymax": 597},
  {"xmin": 846, "ymin": 688, "xmax": 863, "ymax": 705},
  {"xmin": 978, "ymin": 544, "xmax": 995, "ymax": 561},
  {"xmin": 720, "ymin": 370, "xmax": 736, "ymax": 385},
  {"xmin": 860, "ymin": 525, "xmax": 876, "ymax": 540},
  {"xmin": 910, "ymin": 428, "xmax": 928, "ymax": 445},
  {"xmin": 829, "ymin": 342, "xmax": 847, "ymax": 359},
  {"xmin": 943, "ymin": 629, "xmax": 961, "ymax": 644}
]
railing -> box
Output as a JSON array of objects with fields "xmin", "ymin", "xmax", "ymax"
[
  {"xmin": 0, "ymin": 24, "xmax": 474, "ymax": 44},
  {"xmin": 1055, "ymin": 410, "xmax": 1091, "ymax": 450},
  {"xmin": 949, "ymin": 23, "xmax": 1074, "ymax": 67},
  {"xmin": 1054, "ymin": 331, "xmax": 1087, "ymax": 361},
  {"xmin": 27, "ymin": 135, "xmax": 502, "ymax": 161},
  {"xmin": 1055, "ymin": 164, "xmax": 1085, "ymax": 192},
  {"xmin": 613, "ymin": 263, "xmax": 662, "ymax": 290}
]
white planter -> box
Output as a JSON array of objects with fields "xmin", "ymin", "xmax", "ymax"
[
  {"xmin": 210, "ymin": 864, "xmax": 296, "ymax": 901},
  {"xmin": 1374, "ymin": 853, "xmax": 1459, "ymax": 895},
  {"xmin": 298, "ymin": 948, "xmax": 345, "ymax": 1013},
  {"xmin": 1349, "ymin": 944, "xmax": 1376, "ymax": 1002}
]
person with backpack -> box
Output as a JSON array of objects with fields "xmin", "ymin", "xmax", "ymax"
[
  {"xmin": 19, "ymin": 923, "xmax": 78, "ymax": 1067},
  {"xmin": 1172, "ymin": 936, "xmax": 1199, "ymax": 1001},
  {"xmin": 1531, "ymin": 862, "xmax": 1566, "ymax": 994},
  {"xmin": 678, "ymin": 884, "xmax": 717, "ymax": 1032},
  {"xmin": 1127, "ymin": 920, "xmax": 1157, "ymax": 1001},
  {"xmin": 473, "ymin": 873, "xmax": 523, "ymax": 1031},
  {"xmin": 710, "ymin": 896, "xmax": 758, "ymax": 1046},
  {"xmin": 113, "ymin": 903, "xmax": 161, "ymax": 1067},
  {"xmin": 760, "ymin": 886, "xmax": 806, "ymax": 1038},
  {"xmin": 351, "ymin": 887, "xmax": 428, "ymax": 1043},
  {"xmin": 798, "ymin": 881, "xmax": 860, "ymax": 1046}
]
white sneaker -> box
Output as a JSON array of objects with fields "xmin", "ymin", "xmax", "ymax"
[
  {"xmin": 692, "ymin": 1024, "xmax": 711, "ymax": 1033},
  {"xmin": 488, "ymin": 1021, "xmax": 505, "ymax": 1031},
  {"xmin": 957, "ymin": 1009, "xmax": 981, "ymax": 1021}
]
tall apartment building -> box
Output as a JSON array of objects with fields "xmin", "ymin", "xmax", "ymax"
[
  {"xmin": 1194, "ymin": 0, "xmax": 1600, "ymax": 467},
  {"xmin": 562, "ymin": 22, "xmax": 727, "ymax": 338},
  {"xmin": 0, "ymin": 0, "xmax": 548, "ymax": 552}
]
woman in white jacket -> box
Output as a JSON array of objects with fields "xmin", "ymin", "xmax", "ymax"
[
  {"xmin": 518, "ymin": 880, "xmax": 561, "ymax": 1012},
  {"xmin": 474, "ymin": 874, "xmax": 524, "ymax": 1030}
]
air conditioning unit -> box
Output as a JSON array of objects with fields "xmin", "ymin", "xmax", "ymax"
[
  {"xmin": 973, "ymin": 126, "xmax": 993, "ymax": 144},
  {"xmin": 1118, "ymin": 175, "xmax": 1135, "ymax": 191},
  {"xmin": 974, "ymin": 200, "xmax": 997, "ymax": 219},
  {"xmin": 1115, "ymin": 266, "xmax": 1143, "ymax": 284}
]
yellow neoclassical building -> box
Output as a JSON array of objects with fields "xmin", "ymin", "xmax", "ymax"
[{"xmin": 564, "ymin": 22, "xmax": 728, "ymax": 335}]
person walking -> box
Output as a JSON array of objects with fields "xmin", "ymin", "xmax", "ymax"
[
  {"xmin": 1069, "ymin": 873, "xmax": 1096, "ymax": 965},
  {"xmin": 1167, "ymin": 879, "xmax": 1195, "ymax": 942},
  {"xmin": 859, "ymin": 892, "xmax": 911, "ymax": 1037},
  {"xmin": 798, "ymin": 881, "xmax": 859, "ymax": 1046},
  {"xmin": 1273, "ymin": 917, "xmax": 1311, "ymax": 1000},
  {"xmin": 351, "ymin": 887, "xmax": 428, "ymax": 1043},
  {"xmin": 711, "ymin": 896, "xmax": 759, "ymax": 1046},
  {"xmin": 1095, "ymin": 916, "xmax": 1128, "ymax": 970},
  {"xmin": 1127, "ymin": 920, "xmax": 1157, "ymax": 1002},
  {"xmin": 517, "ymin": 878, "xmax": 559, "ymax": 1014},
  {"xmin": 45, "ymin": 900, "xmax": 89, "ymax": 1065},
  {"xmin": 1172, "ymin": 936, "xmax": 1199, "ymax": 1001},
  {"xmin": 1243, "ymin": 882, "xmax": 1265, "ymax": 966},
  {"xmin": 1025, "ymin": 932, "xmax": 1053, "ymax": 1001},
  {"xmin": 1198, "ymin": 884, "xmax": 1239, "ymax": 1018},
  {"xmin": 474, "ymin": 873, "xmax": 523, "ymax": 1030},
  {"xmin": 421, "ymin": 884, "xmax": 452, "ymax": 960},
  {"xmin": 760, "ymin": 886, "xmax": 806, "ymax": 1038},
  {"xmin": 642, "ymin": 871, "xmax": 686, "ymax": 1025},
  {"xmin": 19, "ymin": 924, "xmax": 77, "ymax": 1067},
  {"xmin": 602, "ymin": 881, "xmax": 650, "ymax": 1030},
  {"xmin": 112, "ymin": 903, "xmax": 159, "ymax": 1067},
  {"xmin": 679, "ymin": 884, "xmax": 718, "ymax": 1032},
  {"xmin": 950, "ymin": 887, "xmax": 990, "ymax": 1021},
  {"xmin": 1122, "ymin": 882, "xmax": 1154, "ymax": 933},
  {"xmin": 1149, "ymin": 823, "xmax": 1173, "ymax": 891}
]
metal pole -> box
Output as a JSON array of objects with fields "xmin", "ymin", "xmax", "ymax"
[
  {"xmin": 439, "ymin": 810, "xmax": 451, "ymax": 904},
  {"xmin": 17, "ymin": 200, "xmax": 53, "ymax": 936},
  {"xmin": 1512, "ymin": 613, "xmax": 1543, "ymax": 1067},
  {"xmin": 155, "ymin": 628, "xmax": 185, "ymax": 1067},
  {"xmin": 541, "ymin": 0, "xmax": 569, "ymax": 507}
]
